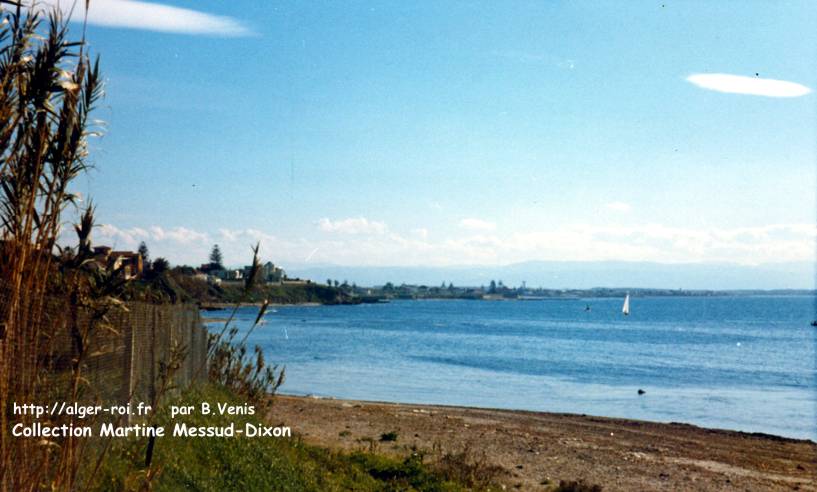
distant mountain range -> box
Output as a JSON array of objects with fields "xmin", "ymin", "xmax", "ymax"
[{"xmin": 288, "ymin": 261, "xmax": 815, "ymax": 291}]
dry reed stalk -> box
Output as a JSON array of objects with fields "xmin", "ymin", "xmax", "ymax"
[{"xmin": 0, "ymin": 2, "xmax": 104, "ymax": 489}]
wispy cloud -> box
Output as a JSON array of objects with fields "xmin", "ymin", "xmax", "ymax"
[
  {"xmin": 459, "ymin": 218, "xmax": 496, "ymax": 232},
  {"xmin": 686, "ymin": 73, "xmax": 811, "ymax": 98},
  {"xmin": 605, "ymin": 202, "xmax": 632, "ymax": 213},
  {"xmin": 41, "ymin": 0, "xmax": 252, "ymax": 36},
  {"xmin": 318, "ymin": 217, "xmax": 387, "ymax": 235}
]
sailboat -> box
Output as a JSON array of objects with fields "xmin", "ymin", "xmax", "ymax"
[{"xmin": 622, "ymin": 294, "xmax": 630, "ymax": 316}]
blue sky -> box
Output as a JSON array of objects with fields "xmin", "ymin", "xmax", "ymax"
[{"xmin": 54, "ymin": 1, "xmax": 817, "ymax": 269}]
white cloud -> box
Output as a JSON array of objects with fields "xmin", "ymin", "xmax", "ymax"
[
  {"xmin": 83, "ymin": 221, "xmax": 817, "ymax": 270},
  {"xmin": 96, "ymin": 224, "xmax": 149, "ymax": 245},
  {"xmin": 304, "ymin": 222, "xmax": 817, "ymax": 267},
  {"xmin": 686, "ymin": 73, "xmax": 812, "ymax": 98},
  {"xmin": 605, "ymin": 202, "xmax": 632, "ymax": 213},
  {"xmin": 217, "ymin": 228, "xmax": 239, "ymax": 242},
  {"xmin": 411, "ymin": 228, "xmax": 429, "ymax": 240},
  {"xmin": 216, "ymin": 228, "xmax": 310, "ymax": 266},
  {"xmin": 97, "ymin": 224, "xmax": 208, "ymax": 246},
  {"xmin": 40, "ymin": 0, "xmax": 252, "ymax": 36},
  {"xmin": 318, "ymin": 217, "xmax": 387, "ymax": 235},
  {"xmin": 92, "ymin": 225, "xmax": 309, "ymax": 266},
  {"xmin": 151, "ymin": 226, "xmax": 208, "ymax": 244},
  {"xmin": 459, "ymin": 218, "xmax": 496, "ymax": 232}
]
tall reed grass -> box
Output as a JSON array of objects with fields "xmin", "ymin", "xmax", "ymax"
[
  {"xmin": 0, "ymin": 2, "xmax": 105, "ymax": 489},
  {"xmin": 0, "ymin": 4, "xmax": 286, "ymax": 489},
  {"xmin": 206, "ymin": 244, "xmax": 286, "ymax": 405}
]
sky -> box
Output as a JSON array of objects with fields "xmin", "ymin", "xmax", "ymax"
[{"xmin": 44, "ymin": 1, "xmax": 817, "ymax": 271}]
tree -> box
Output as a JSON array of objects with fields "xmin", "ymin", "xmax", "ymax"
[
  {"xmin": 209, "ymin": 244, "xmax": 223, "ymax": 269},
  {"xmin": 489, "ymin": 280, "xmax": 497, "ymax": 293},
  {"xmin": 137, "ymin": 241, "xmax": 149, "ymax": 260},
  {"xmin": 152, "ymin": 257, "xmax": 169, "ymax": 274},
  {"xmin": 137, "ymin": 241, "xmax": 150, "ymax": 269},
  {"xmin": 327, "ymin": 278, "xmax": 332, "ymax": 286}
]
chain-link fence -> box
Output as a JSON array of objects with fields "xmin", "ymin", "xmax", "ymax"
[
  {"xmin": 86, "ymin": 302, "xmax": 209, "ymax": 406},
  {"xmin": 0, "ymin": 276, "xmax": 211, "ymax": 489},
  {"xmin": 0, "ymin": 279, "xmax": 208, "ymax": 410}
]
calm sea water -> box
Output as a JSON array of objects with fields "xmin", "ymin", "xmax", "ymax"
[{"xmin": 204, "ymin": 296, "xmax": 817, "ymax": 440}]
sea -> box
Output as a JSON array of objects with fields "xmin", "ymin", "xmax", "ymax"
[{"xmin": 203, "ymin": 295, "xmax": 816, "ymax": 440}]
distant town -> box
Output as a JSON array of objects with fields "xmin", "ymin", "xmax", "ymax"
[{"xmin": 93, "ymin": 243, "xmax": 814, "ymax": 307}]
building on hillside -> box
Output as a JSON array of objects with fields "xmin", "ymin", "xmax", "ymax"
[
  {"xmin": 92, "ymin": 246, "xmax": 143, "ymax": 279},
  {"xmin": 240, "ymin": 262, "xmax": 286, "ymax": 284},
  {"xmin": 214, "ymin": 269, "xmax": 243, "ymax": 281},
  {"xmin": 261, "ymin": 262, "xmax": 285, "ymax": 283}
]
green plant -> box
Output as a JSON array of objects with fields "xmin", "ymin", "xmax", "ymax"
[
  {"xmin": 555, "ymin": 480, "xmax": 604, "ymax": 492},
  {"xmin": 380, "ymin": 431, "xmax": 399, "ymax": 442},
  {"xmin": 206, "ymin": 243, "xmax": 285, "ymax": 405},
  {"xmin": 434, "ymin": 444, "xmax": 506, "ymax": 490},
  {"xmin": 92, "ymin": 385, "xmax": 476, "ymax": 491}
]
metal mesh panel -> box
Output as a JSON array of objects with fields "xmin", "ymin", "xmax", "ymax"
[{"xmin": 0, "ymin": 280, "xmax": 208, "ymax": 409}]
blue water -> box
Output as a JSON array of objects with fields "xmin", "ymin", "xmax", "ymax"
[{"xmin": 203, "ymin": 296, "xmax": 817, "ymax": 440}]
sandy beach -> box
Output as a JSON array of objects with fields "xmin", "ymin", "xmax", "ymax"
[{"xmin": 270, "ymin": 395, "xmax": 816, "ymax": 491}]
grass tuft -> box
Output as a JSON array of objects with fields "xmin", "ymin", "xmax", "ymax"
[
  {"xmin": 555, "ymin": 479, "xmax": 604, "ymax": 492},
  {"xmin": 90, "ymin": 385, "xmax": 493, "ymax": 491},
  {"xmin": 380, "ymin": 431, "xmax": 399, "ymax": 442}
]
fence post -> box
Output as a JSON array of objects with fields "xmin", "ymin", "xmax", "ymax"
[
  {"xmin": 149, "ymin": 305, "xmax": 157, "ymax": 405},
  {"xmin": 121, "ymin": 317, "xmax": 134, "ymax": 425}
]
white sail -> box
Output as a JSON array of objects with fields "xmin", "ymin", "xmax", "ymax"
[{"xmin": 622, "ymin": 294, "xmax": 630, "ymax": 316}]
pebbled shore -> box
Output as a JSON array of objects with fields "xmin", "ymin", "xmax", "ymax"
[{"xmin": 270, "ymin": 395, "xmax": 817, "ymax": 491}]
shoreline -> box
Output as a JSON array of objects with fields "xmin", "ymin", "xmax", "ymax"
[
  {"xmin": 200, "ymin": 301, "xmax": 323, "ymax": 310},
  {"xmin": 200, "ymin": 290, "xmax": 817, "ymax": 311},
  {"xmin": 278, "ymin": 393, "xmax": 813, "ymax": 444},
  {"xmin": 270, "ymin": 394, "xmax": 817, "ymax": 491}
]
